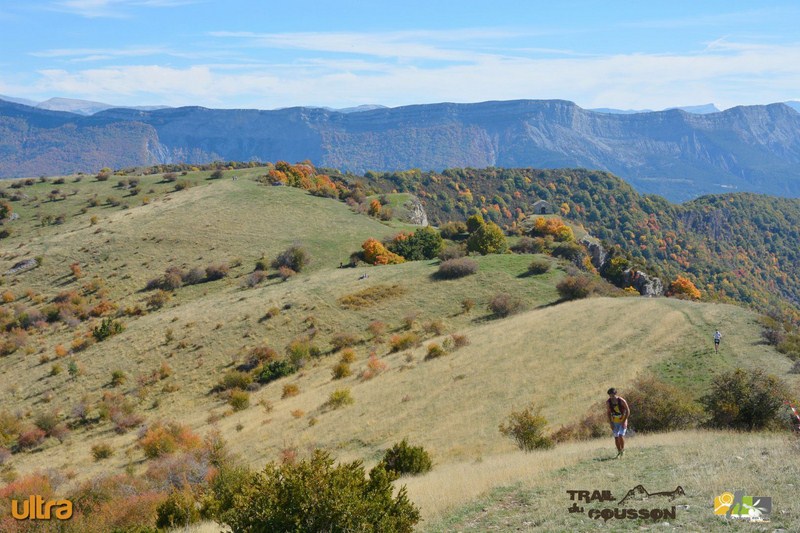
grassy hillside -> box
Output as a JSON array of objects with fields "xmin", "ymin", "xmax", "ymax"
[{"xmin": 1, "ymin": 168, "xmax": 798, "ymax": 532}]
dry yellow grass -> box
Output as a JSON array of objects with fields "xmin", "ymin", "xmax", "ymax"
[
  {"xmin": 418, "ymin": 430, "xmax": 800, "ymax": 531},
  {"xmin": 5, "ymin": 292, "xmax": 798, "ymax": 489}
]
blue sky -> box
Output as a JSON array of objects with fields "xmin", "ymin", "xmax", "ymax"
[{"xmin": 1, "ymin": 1, "xmax": 799, "ymax": 110}]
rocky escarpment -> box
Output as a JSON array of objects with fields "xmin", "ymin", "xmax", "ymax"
[
  {"xmin": 622, "ymin": 269, "xmax": 664, "ymax": 297},
  {"xmin": 3, "ymin": 98, "xmax": 800, "ymax": 201}
]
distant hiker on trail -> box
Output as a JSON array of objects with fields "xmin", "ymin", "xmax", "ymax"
[
  {"xmin": 714, "ymin": 330, "xmax": 722, "ymax": 353},
  {"xmin": 607, "ymin": 388, "xmax": 630, "ymax": 458}
]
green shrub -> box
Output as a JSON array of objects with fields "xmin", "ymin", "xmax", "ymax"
[
  {"xmin": 466, "ymin": 221, "xmax": 507, "ymax": 255},
  {"xmin": 219, "ymin": 450, "xmax": 419, "ymax": 533},
  {"xmin": 512, "ymin": 236, "xmax": 548, "ymax": 254},
  {"xmin": 550, "ymin": 405, "xmax": 608, "ymax": 443},
  {"xmin": 332, "ymin": 362, "xmax": 352, "ymax": 380},
  {"xmin": 228, "ymin": 389, "xmax": 250, "ymax": 412},
  {"xmin": 258, "ymin": 360, "xmax": 297, "ymax": 384},
  {"xmin": 387, "ymin": 227, "xmax": 443, "ymax": 260},
  {"xmin": 377, "ymin": 439, "xmax": 432, "ymax": 479},
  {"xmin": 499, "ymin": 402, "xmax": 554, "ymax": 451},
  {"xmin": 439, "ymin": 221, "xmax": 467, "ymax": 239},
  {"xmin": 488, "ymin": 293, "xmax": 524, "ymax": 317},
  {"xmin": 425, "ymin": 343, "xmax": 447, "ymax": 360},
  {"xmin": 272, "ymin": 245, "xmax": 311, "ymax": 273},
  {"xmin": 556, "ymin": 275, "xmax": 594, "ymax": 300},
  {"xmin": 466, "ymin": 214, "xmax": 484, "ymax": 233},
  {"xmin": 435, "ymin": 258, "xmax": 478, "ymax": 279},
  {"xmin": 201, "ymin": 465, "xmax": 253, "ymax": 520},
  {"xmin": 156, "ymin": 487, "xmax": 200, "ymax": 529},
  {"xmin": 286, "ymin": 338, "xmax": 320, "ymax": 367},
  {"xmin": 551, "ymin": 241, "xmax": 586, "ymax": 263},
  {"xmin": 0, "ymin": 411, "xmax": 21, "ymax": 448},
  {"xmin": 701, "ymin": 368, "xmax": 793, "ymax": 430},
  {"xmin": 527, "ymin": 257, "xmax": 551, "ymax": 275},
  {"xmin": 324, "ymin": 388, "xmax": 354, "ymax": 410},
  {"xmin": 217, "ymin": 370, "xmax": 253, "ymax": 391},
  {"xmin": 389, "ymin": 332, "xmax": 419, "ymax": 352},
  {"xmin": 33, "ymin": 410, "xmax": 60, "ymax": 435},
  {"xmin": 146, "ymin": 289, "xmax": 171, "ymax": 310},
  {"xmin": 93, "ymin": 317, "xmax": 125, "ymax": 341},
  {"xmin": 624, "ymin": 375, "xmax": 702, "ymax": 432},
  {"xmin": 91, "ymin": 442, "xmax": 114, "ymax": 461},
  {"xmin": 110, "ymin": 370, "xmax": 127, "ymax": 387},
  {"xmin": 438, "ymin": 244, "xmax": 466, "ymax": 261}
]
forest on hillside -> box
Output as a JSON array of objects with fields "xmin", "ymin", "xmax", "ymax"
[{"xmin": 346, "ymin": 167, "xmax": 800, "ymax": 319}]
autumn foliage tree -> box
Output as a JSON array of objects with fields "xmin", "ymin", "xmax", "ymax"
[
  {"xmin": 530, "ymin": 216, "xmax": 575, "ymax": 242},
  {"xmin": 667, "ymin": 276, "xmax": 701, "ymax": 300},
  {"xmin": 361, "ymin": 239, "xmax": 405, "ymax": 265},
  {"xmin": 368, "ymin": 199, "xmax": 383, "ymax": 217}
]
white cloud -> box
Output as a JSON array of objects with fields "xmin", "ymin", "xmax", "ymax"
[
  {"xmin": 20, "ymin": 33, "xmax": 800, "ymax": 110},
  {"xmin": 209, "ymin": 28, "xmax": 534, "ymax": 62},
  {"xmin": 52, "ymin": 0, "xmax": 197, "ymax": 18},
  {"xmin": 32, "ymin": 46, "xmax": 171, "ymax": 59}
]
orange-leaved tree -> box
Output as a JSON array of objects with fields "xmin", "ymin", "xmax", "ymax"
[
  {"xmin": 361, "ymin": 239, "xmax": 404, "ymax": 265},
  {"xmin": 667, "ymin": 275, "xmax": 701, "ymax": 300}
]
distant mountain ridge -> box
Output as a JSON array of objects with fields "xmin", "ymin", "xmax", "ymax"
[
  {"xmin": 2, "ymin": 97, "xmax": 800, "ymax": 201},
  {"xmin": 591, "ymin": 103, "xmax": 720, "ymax": 114}
]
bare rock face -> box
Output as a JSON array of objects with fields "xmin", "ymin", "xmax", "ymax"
[
  {"xmin": 623, "ymin": 268, "xmax": 664, "ymax": 296},
  {"xmin": 404, "ymin": 196, "xmax": 429, "ymax": 226},
  {"xmin": 580, "ymin": 236, "xmax": 607, "ymax": 270}
]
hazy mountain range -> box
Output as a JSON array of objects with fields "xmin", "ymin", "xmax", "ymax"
[{"xmin": 2, "ymin": 96, "xmax": 800, "ymax": 202}]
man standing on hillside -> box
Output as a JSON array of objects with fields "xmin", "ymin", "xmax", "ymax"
[
  {"xmin": 714, "ymin": 330, "xmax": 722, "ymax": 353},
  {"xmin": 607, "ymin": 388, "xmax": 630, "ymax": 458}
]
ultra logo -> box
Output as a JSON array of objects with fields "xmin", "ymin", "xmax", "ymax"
[{"xmin": 11, "ymin": 495, "xmax": 73, "ymax": 520}]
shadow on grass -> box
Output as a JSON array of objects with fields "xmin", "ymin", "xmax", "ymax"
[{"xmin": 593, "ymin": 454, "xmax": 619, "ymax": 463}]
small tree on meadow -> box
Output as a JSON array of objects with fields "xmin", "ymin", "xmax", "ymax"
[
  {"xmin": 499, "ymin": 402, "xmax": 554, "ymax": 451},
  {"xmin": 701, "ymin": 368, "xmax": 792, "ymax": 431},
  {"xmin": 466, "ymin": 221, "xmax": 507, "ymax": 255},
  {"xmin": 272, "ymin": 245, "xmax": 311, "ymax": 273},
  {"xmin": 376, "ymin": 439, "xmax": 432, "ymax": 479}
]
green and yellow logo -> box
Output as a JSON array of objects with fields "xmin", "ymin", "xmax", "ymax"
[{"xmin": 714, "ymin": 491, "xmax": 771, "ymax": 522}]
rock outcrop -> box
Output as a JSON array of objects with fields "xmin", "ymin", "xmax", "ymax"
[
  {"xmin": 403, "ymin": 196, "xmax": 429, "ymax": 226},
  {"xmin": 580, "ymin": 236, "xmax": 607, "ymax": 270},
  {"xmin": 623, "ymin": 269, "xmax": 664, "ymax": 297}
]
